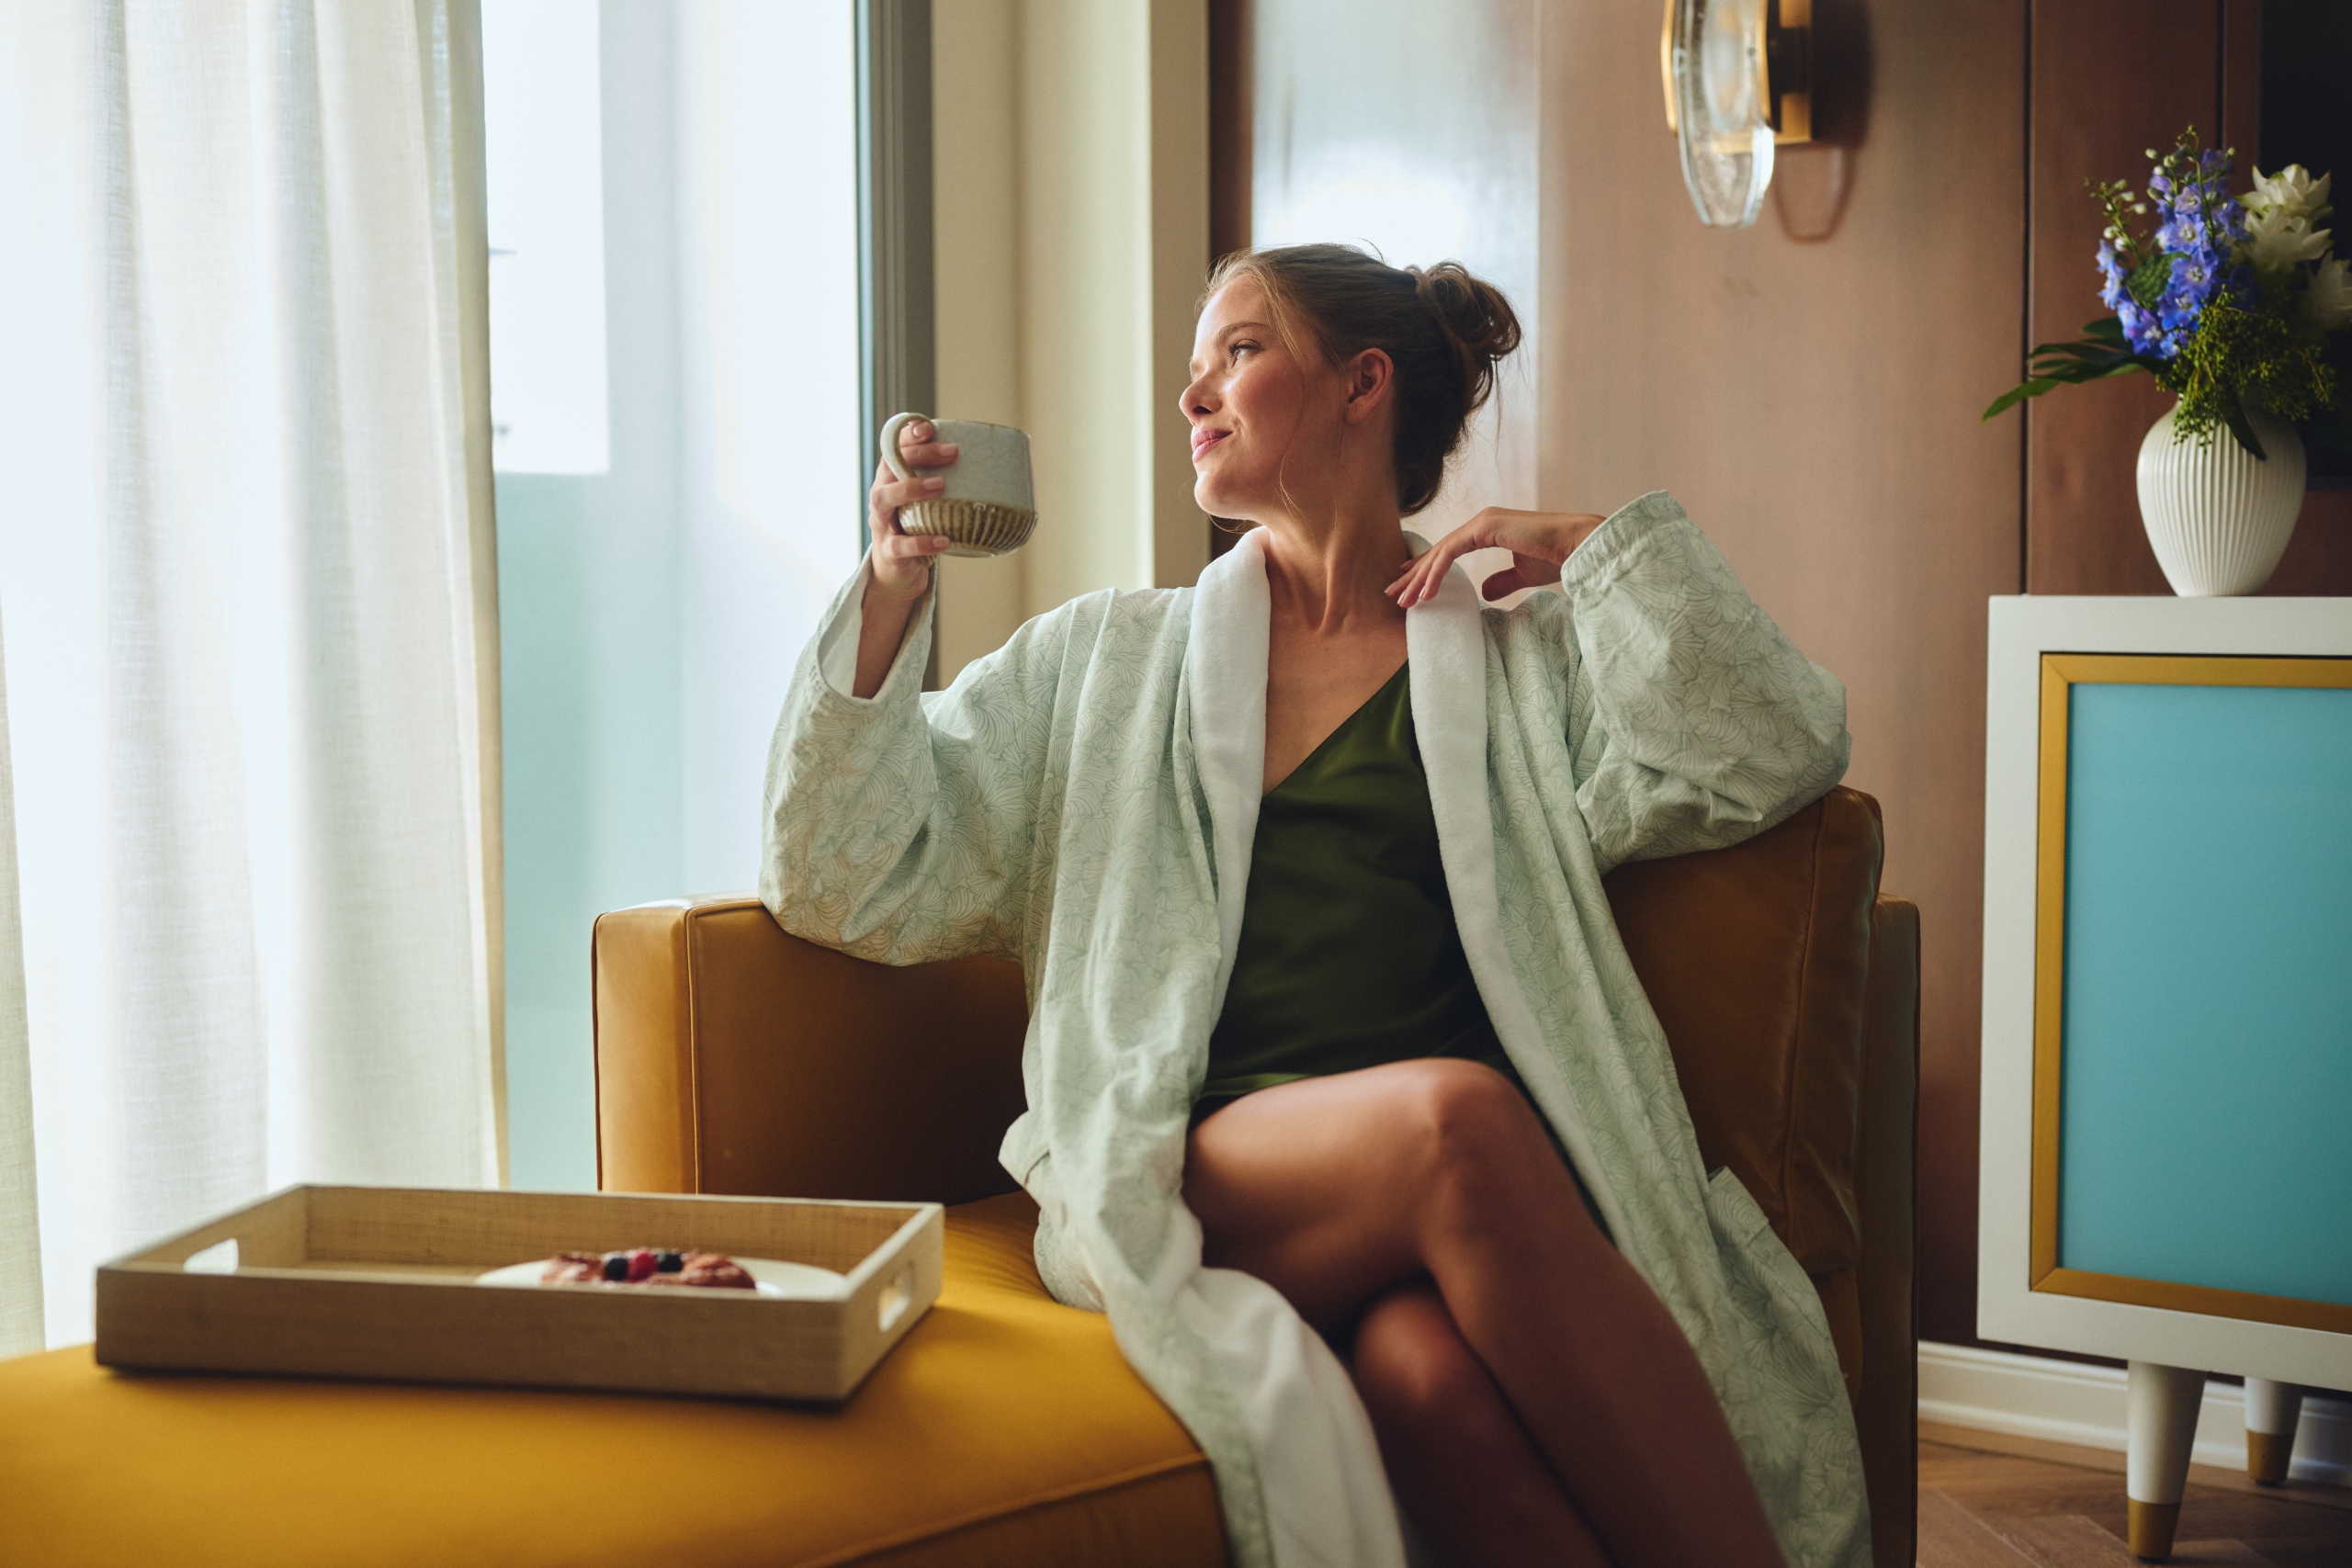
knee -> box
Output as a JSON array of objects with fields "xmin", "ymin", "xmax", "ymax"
[
  {"xmin": 1382, "ymin": 1059, "xmax": 1602, "ymax": 1260},
  {"xmin": 1390, "ymin": 1059, "xmax": 1551, "ymax": 1209},
  {"xmin": 1351, "ymin": 1287, "xmax": 1490, "ymax": 1430}
]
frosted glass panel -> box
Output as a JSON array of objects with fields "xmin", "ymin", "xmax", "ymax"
[{"xmin": 2057, "ymin": 680, "xmax": 2352, "ymax": 1305}]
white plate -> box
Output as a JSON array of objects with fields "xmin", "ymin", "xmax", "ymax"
[{"xmin": 476, "ymin": 1256, "xmax": 847, "ymax": 1300}]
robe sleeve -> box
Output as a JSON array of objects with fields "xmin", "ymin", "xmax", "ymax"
[
  {"xmin": 1555, "ymin": 491, "xmax": 1849, "ymax": 873},
  {"xmin": 760, "ymin": 558, "xmax": 1058, "ymax": 965}
]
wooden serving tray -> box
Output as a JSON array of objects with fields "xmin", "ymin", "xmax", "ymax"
[{"xmin": 95, "ymin": 1186, "xmax": 942, "ymax": 1402}]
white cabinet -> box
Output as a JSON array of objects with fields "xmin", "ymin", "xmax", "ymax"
[{"xmin": 1979, "ymin": 596, "xmax": 2352, "ymax": 1558}]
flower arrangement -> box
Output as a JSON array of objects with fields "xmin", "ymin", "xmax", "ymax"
[{"xmin": 1985, "ymin": 128, "xmax": 2352, "ymax": 459}]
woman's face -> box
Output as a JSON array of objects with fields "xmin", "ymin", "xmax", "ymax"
[{"xmin": 1182, "ymin": 278, "xmax": 1328, "ymax": 523}]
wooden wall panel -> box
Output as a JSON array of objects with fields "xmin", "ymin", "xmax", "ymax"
[
  {"xmin": 2025, "ymin": 1, "xmax": 2221, "ymax": 595},
  {"xmin": 1537, "ymin": 0, "xmax": 2026, "ymax": 1347}
]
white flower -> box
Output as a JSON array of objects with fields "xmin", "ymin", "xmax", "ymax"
[
  {"xmin": 2246, "ymin": 208, "xmax": 2334, "ymax": 270},
  {"xmin": 2248, "ymin": 164, "xmax": 2332, "ymax": 224},
  {"xmin": 2307, "ymin": 256, "xmax": 2352, "ymax": 331}
]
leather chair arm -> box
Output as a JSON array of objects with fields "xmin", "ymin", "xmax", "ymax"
[{"xmin": 593, "ymin": 895, "xmax": 1028, "ymax": 1203}]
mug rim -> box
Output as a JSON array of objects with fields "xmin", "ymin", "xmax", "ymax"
[{"xmin": 924, "ymin": 417, "xmax": 1025, "ymax": 436}]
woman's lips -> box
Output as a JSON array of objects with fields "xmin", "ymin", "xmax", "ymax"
[{"xmin": 1191, "ymin": 428, "xmax": 1229, "ymax": 462}]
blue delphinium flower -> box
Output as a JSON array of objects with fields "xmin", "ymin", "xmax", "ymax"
[
  {"xmin": 2098, "ymin": 240, "xmax": 2127, "ymax": 310},
  {"xmin": 2075, "ymin": 131, "xmax": 2278, "ymax": 366},
  {"xmin": 2167, "ymin": 248, "xmax": 2212, "ymax": 306}
]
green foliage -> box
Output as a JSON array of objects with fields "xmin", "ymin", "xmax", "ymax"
[
  {"xmin": 2124, "ymin": 253, "xmax": 2171, "ymax": 310},
  {"xmin": 2156, "ymin": 291, "xmax": 2337, "ymax": 457},
  {"xmin": 1979, "ymin": 320, "xmax": 2162, "ymax": 424}
]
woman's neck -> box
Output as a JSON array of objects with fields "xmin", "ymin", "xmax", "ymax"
[{"xmin": 1257, "ymin": 502, "xmax": 1408, "ymax": 637}]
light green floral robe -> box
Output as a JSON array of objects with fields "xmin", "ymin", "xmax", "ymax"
[{"xmin": 763, "ymin": 492, "xmax": 1871, "ymax": 1568}]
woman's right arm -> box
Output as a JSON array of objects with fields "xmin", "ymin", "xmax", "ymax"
[
  {"xmin": 761, "ymin": 423, "xmax": 1057, "ymax": 966},
  {"xmin": 854, "ymin": 419, "xmax": 957, "ymax": 697}
]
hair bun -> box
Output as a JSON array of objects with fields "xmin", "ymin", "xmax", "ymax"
[{"xmin": 1409, "ymin": 262, "xmax": 1522, "ymax": 385}]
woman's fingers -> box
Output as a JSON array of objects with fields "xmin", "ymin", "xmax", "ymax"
[
  {"xmin": 877, "ymin": 520, "xmax": 952, "ymax": 552},
  {"xmin": 882, "ymin": 534, "xmax": 953, "ymax": 568},
  {"xmin": 895, "ymin": 439, "xmax": 960, "ymax": 469},
  {"xmin": 873, "ymin": 473, "xmax": 946, "ymax": 514},
  {"xmin": 892, "ymin": 419, "xmax": 960, "ymax": 473},
  {"xmin": 1386, "ymin": 551, "xmax": 1443, "ymax": 606},
  {"xmin": 869, "ymin": 456, "xmax": 946, "ymax": 524},
  {"xmin": 1386, "ymin": 542, "xmax": 1442, "ymax": 601},
  {"xmin": 1389, "ymin": 525, "xmax": 1486, "ymax": 605},
  {"xmin": 867, "ymin": 456, "xmax": 952, "ymax": 598}
]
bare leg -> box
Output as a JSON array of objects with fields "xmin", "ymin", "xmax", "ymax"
[
  {"xmin": 1352, "ymin": 1278, "xmax": 1610, "ymax": 1568},
  {"xmin": 1183, "ymin": 1058, "xmax": 1784, "ymax": 1568}
]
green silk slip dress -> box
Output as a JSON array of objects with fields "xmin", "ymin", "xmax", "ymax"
[{"xmin": 1196, "ymin": 660, "xmax": 1528, "ymax": 1122}]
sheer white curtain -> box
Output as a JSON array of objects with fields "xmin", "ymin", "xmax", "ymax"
[
  {"xmin": 0, "ymin": 620, "xmax": 40, "ymax": 1359},
  {"xmin": 0, "ymin": 0, "xmax": 502, "ymax": 1347}
]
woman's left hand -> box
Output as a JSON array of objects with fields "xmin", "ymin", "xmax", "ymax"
[{"xmin": 1385, "ymin": 507, "xmax": 1607, "ymax": 607}]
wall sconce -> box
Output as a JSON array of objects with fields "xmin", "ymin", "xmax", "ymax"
[{"xmin": 1661, "ymin": 0, "xmax": 1813, "ymax": 228}]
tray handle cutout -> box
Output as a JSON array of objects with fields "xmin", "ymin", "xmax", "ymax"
[
  {"xmin": 877, "ymin": 1264, "xmax": 915, "ymax": 1333},
  {"xmin": 184, "ymin": 1237, "xmax": 240, "ymax": 1275}
]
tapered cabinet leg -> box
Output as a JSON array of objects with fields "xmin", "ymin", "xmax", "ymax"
[
  {"xmin": 2244, "ymin": 1377, "xmax": 2303, "ymax": 1487},
  {"xmin": 2126, "ymin": 1361, "xmax": 2206, "ymax": 1561}
]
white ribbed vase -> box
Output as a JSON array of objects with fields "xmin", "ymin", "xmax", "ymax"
[{"xmin": 2134, "ymin": 401, "xmax": 2306, "ymax": 596}]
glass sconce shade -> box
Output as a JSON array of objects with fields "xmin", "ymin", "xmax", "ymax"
[{"xmin": 1670, "ymin": 0, "xmax": 1776, "ymax": 228}]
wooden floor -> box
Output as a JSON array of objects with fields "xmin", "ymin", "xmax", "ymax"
[{"xmin": 1917, "ymin": 1423, "xmax": 2352, "ymax": 1567}]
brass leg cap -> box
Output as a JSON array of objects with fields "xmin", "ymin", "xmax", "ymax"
[
  {"xmin": 2128, "ymin": 1498, "xmax": 2182, "ymax": 1561},
  {"xmin": 2248, "ymin": 1429, "xmax": 2292, "ymax": 1486}
]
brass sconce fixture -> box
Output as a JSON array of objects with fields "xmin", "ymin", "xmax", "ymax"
[{"xmin": 1662, "ymin": 0, "xmax": 1814, "ymax": 228}]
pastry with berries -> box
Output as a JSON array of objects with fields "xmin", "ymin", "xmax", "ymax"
[{"xmin": 537, "ymin": 1247, "xmax": 754, "ymax": 1290}]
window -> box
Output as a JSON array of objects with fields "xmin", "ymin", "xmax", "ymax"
[
  {"xmin": 484, "ymin": 1, "xmax": 863, "ymax": 1190},
  {"xmin": 483, "ymin": 0, "xmax": 611, "ymax": 475}
]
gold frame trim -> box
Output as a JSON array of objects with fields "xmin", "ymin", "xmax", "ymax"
[{"xmin": 2030, "ymin": 653, "xmax": 2352, "ymax": 1333}]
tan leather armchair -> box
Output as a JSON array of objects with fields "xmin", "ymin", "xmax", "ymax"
[{"xmin": 594, "ymin": 784, "xmax": 1919, "ymax": 1567}]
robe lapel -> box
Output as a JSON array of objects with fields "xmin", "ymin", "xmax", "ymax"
[
  {"xmin": 1406, "ymin": 549, "xmax": 1633, "ymax": 1247},
  {"xmin": 1185, "ymin": 529, "xmax": 1271, "ymax": 1004},
  {"xmin": 1402, "ymin": 547, "xmax": 1506, "ymax": 1013}
]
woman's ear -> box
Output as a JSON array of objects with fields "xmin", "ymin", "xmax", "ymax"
[{"xmin": 1340, "ymin": 347, "xmax": 1395, "ymax": 425}]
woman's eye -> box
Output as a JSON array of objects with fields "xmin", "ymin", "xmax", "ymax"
[{"xmin": 1229, "ymin": 341, "xmax": 1259, "ymax": 360}]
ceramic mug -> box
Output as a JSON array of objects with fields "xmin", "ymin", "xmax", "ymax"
[{"xmin": 878, "ymin": 412, "xmax": 1039, "ymax": 558}]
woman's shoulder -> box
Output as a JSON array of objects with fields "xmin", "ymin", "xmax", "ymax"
[
  {"xmin": 1023, "ymin": 583, "xmax": 1188, "ymax": 636},
  {"xmin": 986, "ymin": 584, "xmax": 1190, "ymax": 673},
  {"xmin": 1480, "ymin": 581, "xmax": 1576, "ymax": 649}
]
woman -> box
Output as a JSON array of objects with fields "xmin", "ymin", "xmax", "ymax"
[{"xmin": 764, "ymin": 244, "xmax": 1867, "ymax": 1568}]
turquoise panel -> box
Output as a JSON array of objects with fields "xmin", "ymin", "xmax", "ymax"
[{"xmin": 2058, "ymin": 679, "xmax": 2352, "ymax": 1306}]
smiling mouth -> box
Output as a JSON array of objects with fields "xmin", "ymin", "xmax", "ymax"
[{"xmin": 1191, "ymin": 429, "xmax": 1229, "ymax": 461}]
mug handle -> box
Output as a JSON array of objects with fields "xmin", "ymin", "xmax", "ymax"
[{"xmin": 877, "ymin": 411, "xmax": 931, "ymax": 483}]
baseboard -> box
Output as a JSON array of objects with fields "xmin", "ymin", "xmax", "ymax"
[{"xmin": 1918, "ymin": 1341, "xmax": 2350, "ymax": 1487}]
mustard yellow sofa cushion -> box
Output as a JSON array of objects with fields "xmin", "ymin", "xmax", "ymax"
[{"xmin": 0, "ymin": 1194, "xmax": 1224, "ymax": 1568}]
